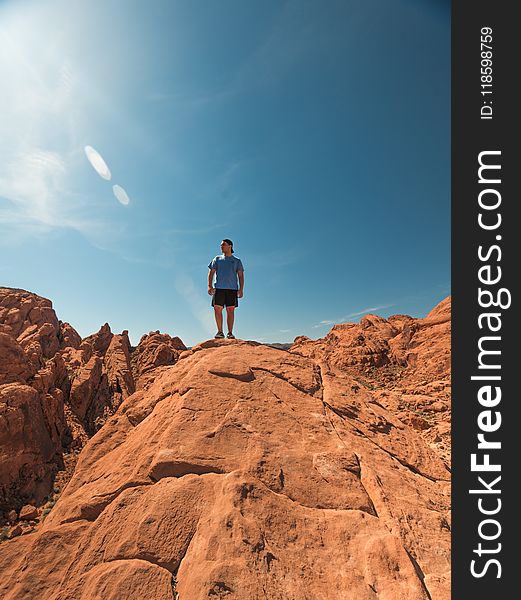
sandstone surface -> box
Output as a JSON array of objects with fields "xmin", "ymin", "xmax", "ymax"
[{"xmin": 0, "ymin": 339, "xmax": 450, "ymax": 599}]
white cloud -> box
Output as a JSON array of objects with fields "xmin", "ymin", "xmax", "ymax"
[
  {"xmin": 0, "ymin": 4, "xmax": 133, "ymax": 249},
  {"xmin": 0, "ymin": 14, "xmax": 95, "ymax": 242},
  {"xmin": 340, "ymin": 304, "xmax": 395, "ymax": 320},
  {"xmin": 313, "ymin": 304, "xmax": 395, "ymax": 329},
  {"xmin": 1, "ymin": 149, "xmax": 66, "ymax": 222}
]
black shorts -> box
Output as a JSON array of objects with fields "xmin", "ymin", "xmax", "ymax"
[{"xmin": 212, "ymin": 288, "xmax": 238, "ymax": 307}]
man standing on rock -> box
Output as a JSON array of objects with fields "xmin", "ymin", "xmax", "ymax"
[{"xmin": 208, "ymin": 239, "xmax": 244, "ymax": 339}]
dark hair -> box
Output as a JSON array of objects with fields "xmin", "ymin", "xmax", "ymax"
[{"xmin": 222, "ymin": 238, "xmax": 234, "ymax": 253}]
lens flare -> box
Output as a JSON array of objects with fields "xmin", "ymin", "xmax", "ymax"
[
  {"xmin": 113, "ymin": 184, "xmax": 130, "ymax": 205},
  {"xmin": 84, "ymin": 145, "xmax": 111, "ymax": 180}
]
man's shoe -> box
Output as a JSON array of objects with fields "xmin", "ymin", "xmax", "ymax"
[
  {"xmin": 214, "ymin": 331, "xmax": 225, "ymax": 338},
  {"xmin": 226, "ymin": 332, "xmax": 235, "ymax": 339}
]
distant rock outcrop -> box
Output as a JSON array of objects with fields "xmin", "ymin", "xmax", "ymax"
[
  {"xmin": 291, "ymin": 297, "xmax": 451, "ymax": 464},
  {"xmin": 131, "ymin": 331, "xmax": 187, "ymax": 390},
  {"xmin": 0, "ymin": 338, "xmax": 450, "ymax": 599},
  {"xmin": 0, "ymin": 288, "xmax": 186, "ymax": 524},
  {"xmin": 1, "ymin": 289, "xmax": 79, "ymax": 513}
]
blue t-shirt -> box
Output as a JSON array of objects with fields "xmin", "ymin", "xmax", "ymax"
[{"xmin": 208, "ymin": 255, "xmax": 244, "ymax": 290}]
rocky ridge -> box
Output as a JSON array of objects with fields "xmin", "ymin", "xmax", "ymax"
[
  {"xmin": 291, "ymin": 297, "xmax": 451, "ymax": 464},
  {"xmin": 0, "ymin": 287, "xmax": 186, "ymax": 534},
  {"xmin": 0, "ymin": 290, "xmax": 451, "ymax": 599}
]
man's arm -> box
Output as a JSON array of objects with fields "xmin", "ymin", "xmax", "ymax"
[
  {"xmin": 238, "ymin": 270, "xmax": 244, "ymax": 298},
  {"xmin": 208, "ymin": 269, "xmax": 216, "ymax": 295}
]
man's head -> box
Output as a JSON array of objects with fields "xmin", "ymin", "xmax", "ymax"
[{"xmin": 220, "ymin": 239, "xmax": 234, "ymax": 255}]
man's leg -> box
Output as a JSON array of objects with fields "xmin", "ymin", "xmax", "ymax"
[
  {"xmin": 226, "ymin": 306, "xmax": 235, "ymax": 334},
  {"xmin": 214, "ymin": 305, "xmax": 224, "ymax": 333}
]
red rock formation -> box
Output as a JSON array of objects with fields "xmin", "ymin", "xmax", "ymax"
[
  {"xmin": 0, "ymin": 288, "xmax": 187, "ymax": 524},
  {"xmin": 389, "ymin": 296, "xmax": 451, "ymax": 379},
  {"xmin": 58, "ymin": 322, "xmax": 82, "ymax": 350},
  {"xmin": 0, "ymin": 289, "xmax": 79, "ymax": 513},
  {"xmin": 0, "ymin": 339, "xmax": 450, "ymax": 599},
  {"xmin": 0, "ymin": 384, "xmax": 57, "ymax": 510},
  {"xmin": 0, "ymin": 290, "xmax": 450, "ymax": 597},
  {"xmin": 0, "ymin": 289, "xmax": 61, "ymax": 362},
  {"xmin": 291, "ymin": 297, "xmax": 451, "ymax": 465},
  {"xmin": 0, "ymin": 333, "xmax": 36, "ymax": 386},
  {"xmin": 131, "ymin": 331, "xmax": 187, "ymax": 389},
  {"xmin": 105, "ymin": 331, "xmax": 135, "ymax": 401},
  {"xmin": 69, "ymin": 355, "xmax": 105, "ymax": 421},
  {"xmin": 81, "ymin": 323, "xmax": 113, "ymax": 356}
]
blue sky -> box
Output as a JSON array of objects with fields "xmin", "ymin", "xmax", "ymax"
[{"xmin": 0, "ymin": 0, "xmax": 450, "ymax": 346}]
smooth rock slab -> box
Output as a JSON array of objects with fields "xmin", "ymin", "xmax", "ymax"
[{"xmin": 0, "ymin": 340, "xmax": 450, "ymax": 599}]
